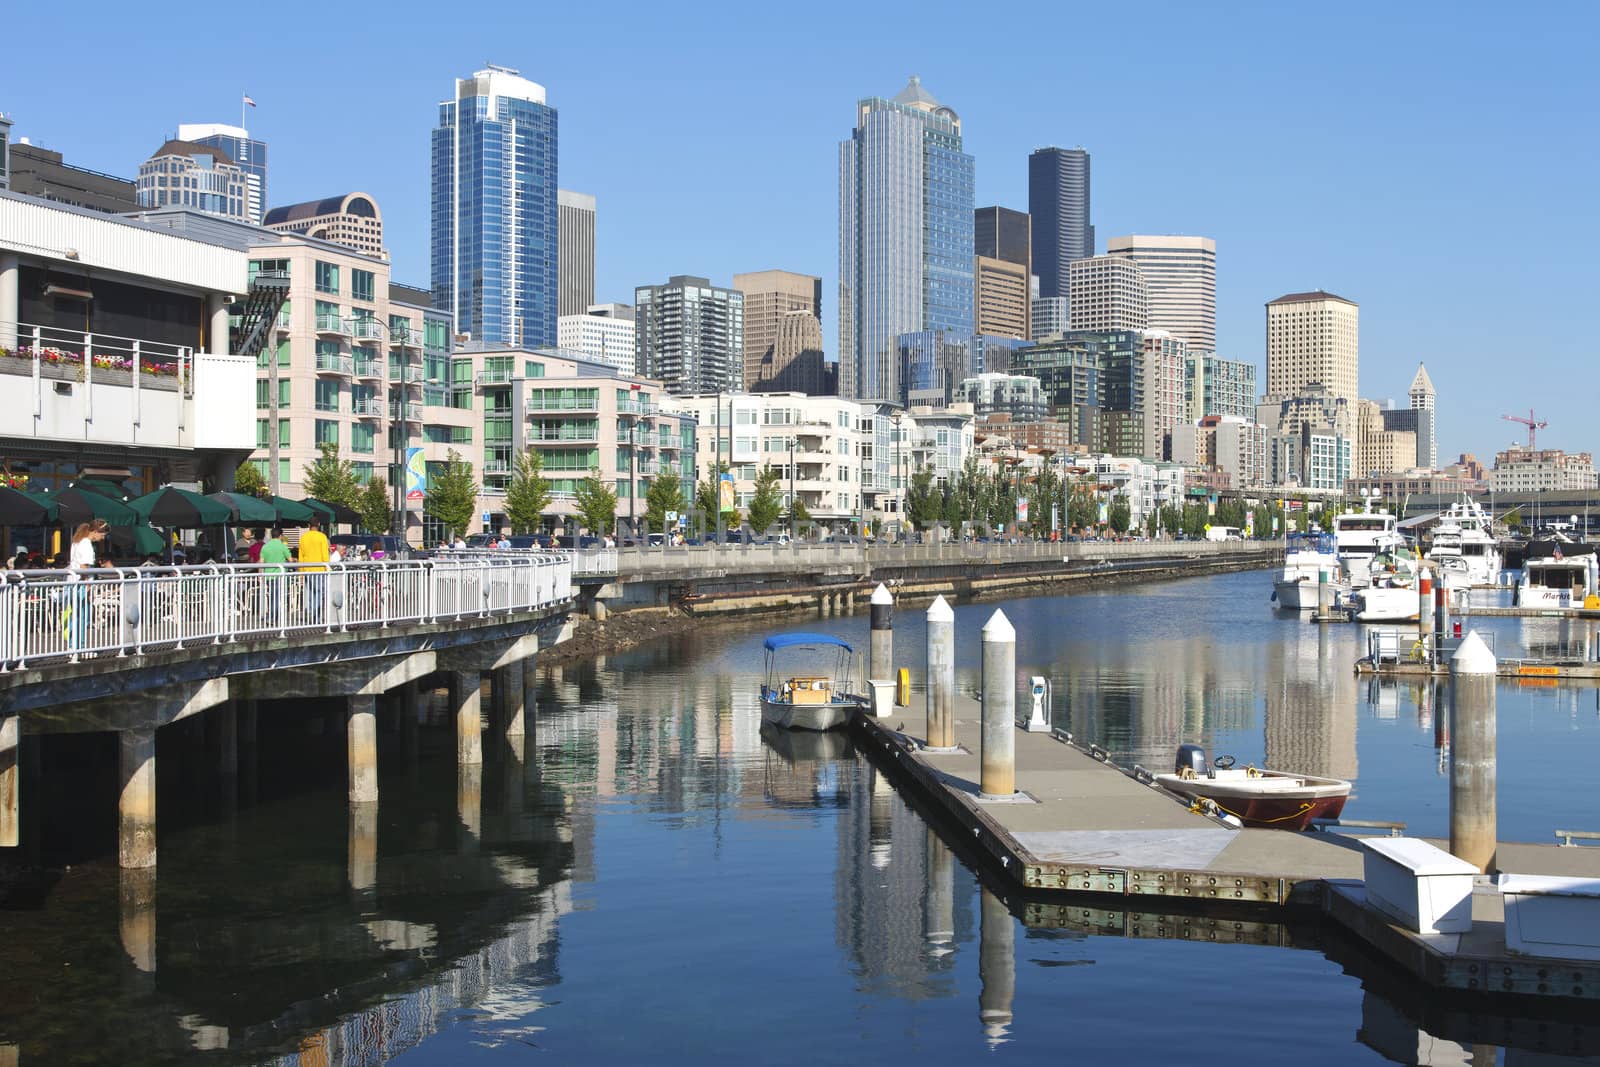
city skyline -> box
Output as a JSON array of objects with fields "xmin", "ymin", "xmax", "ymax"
[{"xmin": 3, "ymin": 2, "xmax": 1596, "ymax": 459}]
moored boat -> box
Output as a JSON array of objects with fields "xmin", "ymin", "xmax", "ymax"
[
  {"xmin": 1333, "ymin": 504, "xmax": 1403, "ymax": 588},
  {"xmin": 1424, "ymin": 496, "xmax": 1502, "ymax": 589},
  {"xmin": 1271, "ymin": 531, "xmax": 1345, "ymax": 610},
  {"xmin": 1154, "ymin": 744, "xmax": 1350, "ymax": 831},
  {"xmin": 1517, "ymin": 553, "xmax": 1599, "ymax": 609},
  {"xmin": 1348, "ymin": 548, "xmax": 1421, "ymax": 622},
  {"xmin": 759, "ymin": 632, "xmax": 864, "ymax": 731}
]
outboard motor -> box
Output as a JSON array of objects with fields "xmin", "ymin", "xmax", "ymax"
[{"xmin": 1174, "ymin": 743, "xmax": 1209, "ymax": 779}]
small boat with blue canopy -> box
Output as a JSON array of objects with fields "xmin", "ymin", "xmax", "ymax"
[{"xmin": 760, "ymin": 632, "xmax": 864, "ymax": 731}]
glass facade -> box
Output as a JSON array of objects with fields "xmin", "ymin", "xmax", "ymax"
[
  {"xmin": 431, "ymin": 69, "xmax": 559, "ymax": 348},
  {"xmin": 1028, "ymin": 147, "xmax": 1094, "ymax": 301}
]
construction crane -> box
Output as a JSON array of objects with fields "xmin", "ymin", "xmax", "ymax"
[{"xmin": 1503, "ymin": 409, "xmax": 1548, "ymax": 450}]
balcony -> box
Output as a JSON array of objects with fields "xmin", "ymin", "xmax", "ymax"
[
  {"xmin": 527, "ymin": 395, "xmax": 599, "ymax": 413},
  {"xmin": 391, "ymin": 325, "xmax": 422, "ymax": 349},
  {"xmin": 528, "ymin": 427, "xmax": 599, "ymax": 444},
  {"xmin": 389, "ymin": 400, "xmax": 422, "ymax": 422},
  {"xmin": 350, "ymin": 319, "xmax": 384, "ymax": 343},
  {"xmin": 352, "ymin": 396, "xmax": 383, "ymax": 418},
  {"xmin": 617, "ymin": 396, "xmax": 656, "ymax": 415},
  {"xmin": 483, "ymin": 458, "xmax": 513, "ymax": 475},
  {"xmin": 353, "ymin": 358, "xmax": 383, "ymax": 380},
  {"xmin": 475, "ymin": 368, "xmax": 513, "ymax": 386},
  {"xmin": 315, "ymin": 352, "xmax": 353, "ymax": 376},
  {"xmin": 403, "ymin": 366, "xmax": 425, "ymax": 384},
  {"xmin": 274, "ymin": 309, "xmax": 292, "ymax": 333},
  {"xmin": 315, "ymin": 313, "xmax": 350, "ymax": 337}
]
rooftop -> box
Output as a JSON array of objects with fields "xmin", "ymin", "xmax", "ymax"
[
  {"xmin": 1267, "ymin": 290, "xmax": 1357, "ymax": 307},
  {"xmin": 146, "ymin": 140, "xmax": 235, "ymax": 166},
  {"xmin": 263, "ymin": 193, "xmax": 379, "ymax": 226}
]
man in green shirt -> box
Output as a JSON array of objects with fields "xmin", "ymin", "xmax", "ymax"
[{"xmin": 259, "ymin": 527, "xmax": 292, "ymax": 625}]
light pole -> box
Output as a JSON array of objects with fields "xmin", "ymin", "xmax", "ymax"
[
  {"xmin": 789, "ymin": 435, "xmax": 796, "ymax": 541},
  {"xmin": 629, "ymin": 416, "xmax": 637, "ymax": 533}
]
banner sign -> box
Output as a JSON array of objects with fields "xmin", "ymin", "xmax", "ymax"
[{"xmin": 405, "ymin": 448, "xmax": 426, "ymax": 502}]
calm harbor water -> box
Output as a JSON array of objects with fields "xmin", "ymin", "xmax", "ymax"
[{"xmin": 1, "ymin": 568, "xmax": 1598, "ymax": 1064}]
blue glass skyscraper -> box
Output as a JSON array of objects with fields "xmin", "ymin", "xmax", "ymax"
[
  {"xmin": 1029, "ymin": 147, "xmax": 1093, "ymax": 301},
  {"xmin": 431, "ymin": 66, "xmax": 558, "ymax": 347},
  {"xmin": 839, "ymin": 77, "xmax": 975, "ymax": 402}
]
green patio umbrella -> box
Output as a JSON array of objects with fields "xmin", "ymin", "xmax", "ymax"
[
  {"xmin": 0, "ymin": 486, "xmax": 58, "ymax": 526},
  {"xmin": 128, "ymin": 486, "xmax": 233, "ymax": 528},
  {"xmin": 266, "ymin": 495, "xmax": 317, "ymax": 525},
  {"xmin": 208, "ymin": 491, "xmax": 278, "ymax": 525},
  {"xmin": 107, "ymin": 524, "xmax": 167, "ymax": 558},
  {"xmin": 38, "ymin": 485, "xmax": 138, "ymax": 526},
  {"xmin": 302, "ymin": 497, "xmax": 360, "ymax": 526}
]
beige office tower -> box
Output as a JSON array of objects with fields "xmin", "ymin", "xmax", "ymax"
[
  {"xmin": 733, "ymin": 270, "xmax": 822, "ymax": 390},
  {"xmin": 974, "ymin": 255, "xmax": 1029, "ymax": 339},
  {"xmin": 558, "ymin": 189, "xmax": 596, "ymax": 317},
  {"xmin": 1106, "ymin": 235, "xmax": 1215, "ymax": 351},
  {"xmin": 1265, "ymin": 290, "xmax": 1359, "ymax": 406},
  {"xmin": 1066, "ymin": 255, "xmax": 1147, "ymax": 332}
]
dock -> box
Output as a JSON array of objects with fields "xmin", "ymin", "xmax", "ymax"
[{"xmin": 851, "ymin": 690, "xmax": 1600, "ymax": 1003}]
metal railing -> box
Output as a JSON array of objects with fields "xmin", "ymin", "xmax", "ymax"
[
  {"xmin": 315, "ymin": 313, "xmax": 351, "ymax": 336},
  {"xmin": 389, "ymin": 400, "xmax": 422, "ymax": 421},
  {"xmin": 0, "ymin": 556, "xmax": 572, "ymax": 670},
  {"xmin": 0, "ymin": 319, "xmax": 192, "ymax": 393},
  {"xmin": 316, "ymin": 352, "xmax": 353, "ymax": 375},
  {"xmin": 350, "ymin": 319, "xmax": 385, "ymax": 342}
]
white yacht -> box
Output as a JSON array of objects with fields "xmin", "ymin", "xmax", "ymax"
[
  {"xmin": 1424, "ymin": 497, "xmax": 1502, "ymax": 589},
  {"xmin": 1333, "ymin": 506, "xmax": 1404, "ymax": 589},
  {"xmin": 1517, "ymin": 554, "xmax": 1598, "ymax": 610},
  {"xmin": 1349, "ymin": 548, "xmax": 1422, "ymax": 622},
  {"xmin": 1272, "ymin": 532, "xmax": 1344, "ymax": 610}
]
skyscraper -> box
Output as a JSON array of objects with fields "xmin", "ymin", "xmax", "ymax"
[
  {"xmin": 1106, "ymin": 235, "xmax": 1216, "ymax": 351},
  {"xmin": 558, "ymin": 189, "xmax": 595, "ymax": 317},
  {"xmin": 1066, "ymin": 256, "xmax": 1147, "ymax": 332},
  {"xmin": 177, "ymin": 123, "xmax": 267, "ymax": 224},
  {"xmin": 1028, "ymin": 147, "xmax": 1093, "ymax": 300},
  {"xmin": 432, "ymin": 66, "xmax": 559, "ymax": 347},
  {"xmin": 1408, "ymin": 362, "xmax": 1436, "ymax": 470},
  {"xmin": 137, "ymin": 140, "xmax": 250, "ymax": 221},
  {"xmin": 558, "ymin": 303, "xmax": 636, "ymax": 376},
  {"xmin": 974, "ymin": 206, "xmax": 1030, "ymax": 269},
  {"xmin": 974, "ymin": 256, "xmax": 1029, "ymax": 339},
  {"xmin": 733, "ymin": 270, "xmax": 822, "ymax": 390},
  {"xmin": 839, "ymin": 76, "xmax": 975, "ymax": 402},
  {"xmin": 1264, "ymin": 290, "xmax": 1359, "ymax": 407},
  {"xmin": 634, "ymin": 275, "xmax": 744, "ymax": 395}
]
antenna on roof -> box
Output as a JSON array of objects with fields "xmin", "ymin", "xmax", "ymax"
[{"xmin": 484, "ymin": 62, "xmax": 521, "ymax": 75}]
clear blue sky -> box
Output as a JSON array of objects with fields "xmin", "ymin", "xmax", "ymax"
[{"xmin": 8, "ymin": 0, "xmax": 1596, "ymax": 463}]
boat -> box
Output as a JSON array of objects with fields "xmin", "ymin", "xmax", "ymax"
[
  {"xmin": 1424, "ymin": 496, "xmax": 1502, "ymax": 589},
  {"xmin": 1271, "ymin": 531, "xmax": 1345, "ymax": 609},
  {"xmin": 1332, "ymin": 504, "xmax": 1404, "ymax": 589},
  {"xmin": 1517, "ymin": 552, "xmax": 1599, "ymax": 609},
  {"xmin": 1347, "ymin": 548, "xmax": 1421, "ymax": 622},
  {"xmin": 1154, "ymin": 744, "xmax": 1350, "ymax": 831},
  {"xmin": 759, "ymin": 632, "xmax": 865, "ymax": 731}
]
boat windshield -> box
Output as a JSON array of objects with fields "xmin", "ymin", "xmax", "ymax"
[{"xmin": 1337, "ymin": 517, "xmax": 1393, "ymax": 532}]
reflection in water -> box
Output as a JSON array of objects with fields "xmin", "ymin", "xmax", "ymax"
[{"xmin": 1264, "ymin": 620, "xmax": 1358, "ymax": 780}]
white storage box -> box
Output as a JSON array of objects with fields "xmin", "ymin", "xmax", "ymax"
[
  {"xmin": 1499, "ymin": 874, "xmax": 1600, "ymax": 961},
  {"xmin": 867, "ymin": 679, "xmax": 896, "ymax": 719},
  {"xmin": 1361, "ymin": 838, "xmax": 1478, "ymax": 935}
]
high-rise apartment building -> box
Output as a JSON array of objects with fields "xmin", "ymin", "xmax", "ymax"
[
  {"xmin": 1028, "ymin": 147, "xmax": 1093, "ymax": 300},
  {"xmin": 839, "ymin": 76, "xmax": 975, "ymax": 402},
  {"xmin": 1185, "ymin": 353, "xmax": 1257, "ymax": 421},
  {"xmin": 137, "ymin": 140, "xmax": 250, "ymax": 221},
  {"xmin": 1031, "ymin": 296, "xmax": 1069, "ymax": 338},
  {"xmin": 898, "ymin": 329, "xmax": 972, "ymax": 408},
  {"xmin": 1106, "ymin": 235, "xmax": 1216, "ymax": 351},
  {"xmin": 1140, "ymin": 331, "xmax": 1188, "ymax": 461},
  {"xmin": 1265, "ymin": 290, "xmax": 1359, "ymax": 407},
  {"xmin": 1408, "ymin": 362, "xmax": 1436, "ymax": 469},
  {"xmin": 177, "ymin": 123, "xmax": 267, "ymax": 224},
  {"xmin": 264, "ymin": 192, "xmax": 385, "ymax": 258},
  {"xmin": 558, "ymin": 189, "xmax": 595, "ymax": 317},
  {"xmin": 634, "ymin": 275, "xmax": 744, "ymax": 394},
  {"xmin": 1010, "ymin": 336, "xmax": 1101, "ymax": 449},
  {"xmin": 557, "ymin": 303, "xmax": 636, "ymax": 375},
  {"xmin": 432, "ymin": 66, "xmax": 559, "ymax": 347},
  {"xmin": 1067, "ymin": 256, "xmax": 1147, "ymax": 332},
  {"xmin": 733, "ymin": 270, "xmax": 822, "ymax": 390},
  {"xmin": 974, "ymin": 255, "xmax": 1029, "ymax": 339}
]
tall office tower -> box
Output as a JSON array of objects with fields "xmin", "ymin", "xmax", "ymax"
[
  {"xmin": 264, "ymin": 192, "xmax": 385, "ymax": 258},
  {"xmin": 432, "ymin": 66, "xmax": 559, "ymax": 346},
  {"xmin": 1031, "ymin": 296, "xmax": 1069, "ymax": 337},
  {"xmin": 137, "ymin": 140, "xmax": 250, "ymax": 220},
  {"xmin": 755, "ymin": 310, "xmax": 831, "ymax": 395},
  {"xmin": 1409, "ymin": 362, "xmax": 1436, "ymax": 469},
  {"xmin": 733, "ymin": 270, "xmax": 823, "ymax": 390},
  {"xmin": 177, "ymin": 123, "xmax": 268, "ymax": 223},
  {"xmin": 558, "ymin": 189, "xmax": 595, "ymax": 317},
  {"xmin": 974, "ymin": 256, "xmax": 1029, "ymax": 339},
  {"xmin": 1106, "ymin": 235, "xmax": 1216, "ymax": 351},
  {"xmin": 1067, "ymin": 256, "xmax": 1147, "ymax": 332},
  {"xmin": 634, "ymin": 275, "xmax": 744, "ymax": 394},
  {"xmin": 1264, "ymin": 290, "xmax": 1359, "ymax": 407},
  {"xmin": 558, "ymin": 303, "xmax": 636, "ymax": 375},
  {"xmin": 839, "ymin": 76, "xmax": 975, "ymax": 401},
  {"xmin": 1185, "ymin": 353, "xmax": 1257, "ymax": 421},
  {"xmin": 898, "ymin": 329, "xmax": 972, "ymax": 407},
  {"xmin": 1028, "ymin": 146, "xmax": 1093, "ymax": 300},
  {"xmin": 975, "ymin": 206, "xmax": 1030, "ymax": 269},
  {"xmin": 1140, "ymin": 331, "xmax": 1188, "ymax": 461}
]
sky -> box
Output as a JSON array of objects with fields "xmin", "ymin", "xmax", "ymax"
[{"xmin": 7, "ymin": 0, "xmax": 1597, "ymax": 464}]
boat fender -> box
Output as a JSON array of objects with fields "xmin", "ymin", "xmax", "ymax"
[{"xmin": 1246, "ymin": 765, "xmax": 1262, "ymax": 779}]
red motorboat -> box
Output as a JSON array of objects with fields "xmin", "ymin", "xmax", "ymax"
[{"xmin": 1155, "ymin": 745, "xmax": 1350, "ymax": 831}]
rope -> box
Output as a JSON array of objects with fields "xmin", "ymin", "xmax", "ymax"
[{"xmin": 1192, "ymin": 797, "xmax": 1315, "ymax": 825}]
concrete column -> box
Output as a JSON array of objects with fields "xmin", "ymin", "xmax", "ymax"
[
  {"xmin": 1450, "ymin": 631, "xmax": 1498, "ymax": 872},
  {"xmin": 924, "ymin": 827, "xmax": 955, "ymax": 957},
  {"xmin": 348, "ymin": 801, "xmax": 378, "ymax": 893},
  {"xmin": 978, "ymin": 888, "xmax": 1015, "ymax": 1046},
  {"xmin": 499, "ymin": 664, "xmax": 526, "ymax": 739},
  {"xmin": 925, "ymin": 595, "xmax": 956, "ymax": 751},
  {"xmin": 589, "ymin": 596, "xmax": 607, "ymax": 621},
  {"xmin": 844, "ymin": 592, "xmax": 856, "ymax": 614},
  {"xmin": 118, "ymin": 867, "xmax": 158, "ymax": 974},
  {"xmin": 206, "ymin": 294, "xmax": 230, "ymax": 356},
  {"xmin": 980, "ymin": 609, "xmax": 1017, "ymax": 798},
  {"xmin": 0, "ymin": 716, "xmax": 17, "ymax": 848},
  {"xmin": 118, "ymin": 728, "xmax": 157, "ymax": 869},
  {"xmin": 452, "ymin": 671, "xmax": 483, "ymax": 767},
  {"xmin": 1317, "ymin": 567, "xmax": 1332, "ymax": 616},
  {"xmin": 818, "ymin": 592, "xmax": 832, "ymax": 618},
  {"xmin": 214, "ymin": 702, "xmax": 238, "ymax": 815},
  {"xmin": 347, "ymin": 694, "xmax": 379, "ymax": 804},
  {"xmin": 869, "ymin": 583, "xmax": 894, "ymax": 682},
  {"xmin": 522, "ymin": 654, "xmax": 538, "ymax": 738},
  {"xmin": 0, "ymin": 253, "xmax": 18, "ymax": 351},
  {"xmin": 399, "ymin": 683, "xmax": 420, "ymax": 766},
  {"xmin": 458, "ymin": 763, "xmax": 483, "ymax": 850},
  {"xmin": 238, "ymin": 700, "xmax": 259, "ymax": 809}
]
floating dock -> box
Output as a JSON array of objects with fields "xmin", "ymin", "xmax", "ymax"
[
  {"xmin": 851, "ymin": 691, "xmax": 1600, "ymax": 1003},
  {"xmin": 1356, "ymin": 658, "xmax": 1600, "ymax": 680}
]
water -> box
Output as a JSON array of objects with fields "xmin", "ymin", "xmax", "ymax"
[{"xmin": 2, "ymin": 569, "xmax": 1598, "ymax": 1064}]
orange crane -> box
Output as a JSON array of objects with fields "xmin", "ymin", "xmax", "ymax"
[{"xmin": 1503, "ymin": 409, "xmax": 1548, "ymax": 450}]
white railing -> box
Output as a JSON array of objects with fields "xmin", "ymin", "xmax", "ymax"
[
  {"xmin": 0, "ymin": 555, "xmax": 572, "ymax": 670},
  {"xmin": 0, "ymin": 319, "xmax": 192, "ymax": 394}
]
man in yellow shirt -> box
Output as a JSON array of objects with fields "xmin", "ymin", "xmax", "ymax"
[{"xmin": 298, "ymin": 517, "xmax": 331, "ymax": 623}]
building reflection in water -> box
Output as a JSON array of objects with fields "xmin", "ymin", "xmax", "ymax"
[{"xmin": 1263, "ymin": 620, "xmax": 1358, "ymax": 781}]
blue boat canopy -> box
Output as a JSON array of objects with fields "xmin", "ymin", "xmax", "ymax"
[{"xmin": 764, "ymin": 632, "xmax": 853, "ymax": 653}]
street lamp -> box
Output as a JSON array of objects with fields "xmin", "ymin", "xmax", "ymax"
[{"xmin": 788, "ymin": 435, "xmax": 796, "ymax": 541}]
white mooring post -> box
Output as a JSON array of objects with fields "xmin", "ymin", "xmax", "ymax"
[
  {"xmin": 1450, "ymin": 630, "xmax": 1498, "ymax": 872},
  {"xmin": 869, "ymin": 583, "xmax": 893, "ymax": 682},
  {"xmin": 925, "ymin": 596, "xmax": 956, "ymax": 750},
  {"xmin": 980, "ymin": 609, "xmax": 1017, "ymax": 798}
]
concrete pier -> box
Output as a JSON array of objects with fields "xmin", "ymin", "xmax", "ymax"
[
  {"xmin": 978, "ymin": 888, "xmax": 1014, "ymax": 1045},
  {"xmin": 347, "ymin": 694, "xmax": 379, "ymax": 804},
  {"xmin": 0, "ymin": 715, "xmax": 17, "ymax": 848},
  {"xmin": 453, "ymin": 671, "xmax": 483, "ymax": 767},
  {"xmin": 348, "ymin": 801, "xmax": 378, "ymax": 892},
  {"xmin": 118, "ymin": 728, "xmax": 157, "ymax": 869},
  {"xmin": 979, "ymin": 609, "xmax": 1016, "ymax": 799},
  {"xmin": 498, "ymin": 664, "xmax": 526, "ymax": 740},
  {"xmin": 118, "ymin": 867, "xmax": 157, "ymax": 973},
  {"xmin": 213, "ymin": 702, "xmax": 238, "ymax": 813},
  {"xmin": 1450, "ymin": 631, "xmax": 1498, "ymax": 872},
  {"xmin": 925, "ymin": 595, "xmax": 956, "ymax": 751},
  {"xmin": 869, "ymin": 583, "xmax": 893, "ymax": 682}
]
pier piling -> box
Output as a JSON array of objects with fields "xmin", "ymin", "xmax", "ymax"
[
  {"xmin": 978, "ymin": 888, "xmax": 1015, "ymax": 1045},
  {"xmin": 346, "ymin": 695, "xmax": 379, "ymax": 804},
  {"xmin": 925, "ymin": 596, "xmax": 956, "ymax": 751},
  {"xmin": 452, "ymin": 671, "xmax": 484, "ymax": 767},
  {"xmin": 1450, "ymin": 631, "xmax": 1498, "ymax": 872},
  {"xmin": 0, "ymin": 715, "xmax": 17, "ymax": 848},
  {"xmin": 869, "ymin": 583, "xmax": 893, "ymax": 681},
  {"xmin": 980, "ymin": 610, "xmax": 1017, "ymax": 798},
  {"xmin": 1318, "ymin": 568, "xmax": 1332, "ymax": 617},
  {"xmin": 924, "ymin": 829, "xmax": 955, "ymax": 956},
  {"xmin": 1417, "ymin": 572, "xmax": 1433, "ymax": 634},
  {"xmin": 499, "ymin": 664, "xmax": 526, "ymax": 740},
  {"xmin": 118, "ymin": 728, "xmax": 157, "ymax": 869}
]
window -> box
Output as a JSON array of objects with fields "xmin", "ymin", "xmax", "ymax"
[
  {"xmin": 524, "ymin": 360, "xmax": 545, "ymax": 378},
  {"xmin": 351, "ymin": 269, "xmax": 375, "ymax": 303},
  {"xmin": 425, "ymin": 319, "xmax": 449, "ymax": 350},
  {"xmin": 256, "ymin": 379, "xmax": 291, "ymax": 407},
  {"xmin": 350, "ymin": 461, "xmax": 374, "ymax": 482},
  {"xmin": 315, "ymin": 261, "xmax": 340, "ymax": 294},
  {"xmin": 351, "ymin": 422, "xmax": 375, "ymax": 454},
  {"xmin": 735, "ymin": 409, "xmax": 757, "ymax": 425},
  {"xmin": 315, "ymin": 380, "xmax": 340, "ymax": 412},
  {"xmin": 254, "ymin": 418, "xmax": 290, "ymax": 448},
  {"xmin": 315, "ymin": 419, "xmax": 339, "ymax": 447},
  {"xmin": 248, "ymin": 258, "xmax": 289, "ymax": 285}
]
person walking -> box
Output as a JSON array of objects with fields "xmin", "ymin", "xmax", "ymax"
[
  {"xmin": 258, "ymin": 526, "xmax": 292, "ymax": 626},
  {"xmin": 297, "ymin": 518, "xmax": 331, "ymax": 624},
  {"xmin": 66, "ymin": 521, "xmax": 106, "ymax": 653}
]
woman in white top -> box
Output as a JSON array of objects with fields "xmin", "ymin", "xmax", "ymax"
[{"xmin": 66, "ymin": 521, "xmax": 106, "ymax": 651}]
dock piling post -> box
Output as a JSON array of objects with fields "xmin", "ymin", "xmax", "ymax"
[
  {"xmin": 118, "ymin": 728, "xmax": 157, "ymax": 869},
  {"xmin": 1449, "ymin": 631, "xmax": 1497, "ymax": 872},
  {"xmin": 1434, "ymin": 581, "xmax": 1449, "ymax": 645},
  {"xmin": 925, "ymin": 595, "xmax": 956, "ymax": 751},
  {"xmin": 869, "ymin": 583, "xmax": 893, "ymax": 681},
  {"xmin": 1317, "ymin": 568, "xmax": 1332, "ymax": 617},
  {"xmin": 980, "ymin": 610, "xmax": 1017, "ymax": 798},
  {"xmin": 978, "ymin": 888, "xmax": 1015, "ymax": 1045},
  {"xmin": 346, "ymin": 694, "xmax": 379, "ymax": 804},
  {"xmin": 1417, "ymin": 571, "xmax": 1432, "ymax": 637},
  {"xmin": 452, "ymin": 671, "xmax": 484, "ymax": 767},
  {"xmin": 0, "ymin": 716, "xmax": 17, "ymax": 848},
  {"xmin": 924, "ymin": 828, "xmax": 955, "ymax": 957},
  {"xmin": 500, "ymin": 664, "xmax": 526, "ymax": 740}
]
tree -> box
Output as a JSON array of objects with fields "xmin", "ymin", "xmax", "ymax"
[
  {"xmin": 906, "ymin": 466, "xmax": 942, "ymax": 530},
  {"xmin": 695, "ymin": 462, "xmax": 739, "ymax": 528},
  {"xmin": 747, "ymin": 465, "xmax": 784, "ymax": 534},
  {"xmin": 1108, "ymin": 494, "xmax": 1131, "ymax": 535},
  {"xmin": 302, "ymin": 441, "xmax": 360, "ymax": 508},
  {"xmin": 232, "ymin": 461, "xmax": 267, "ymax": 499},
  {"xmin": 573, "ymin": 471, "xmax": 617, "ymax": 536},
  {"xmin": 504, "ymin": 448, "xmax": 553, "ymax": 534},
  {"xmin": 425, "ymin": 449, "xmax": 478, "ymax": 539},
  {"xmin": 1067, "ymin": 484, "xmax": 1096, "ymax": 531},
  {"xmin": 357, "ymin": 477, "xmax": 391, "ymax": 534},
  {"xmin": 786, "ymin": 497, "xmax": 812, "ymax": 534},
  {"xmin": 643, "ymin": 470, "xmax": 683, "ymax": 533}
]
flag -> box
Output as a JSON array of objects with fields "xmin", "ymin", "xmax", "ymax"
[{"xmin": 243, "ymin": 94, "xmax": 257, "ymax": 108}]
